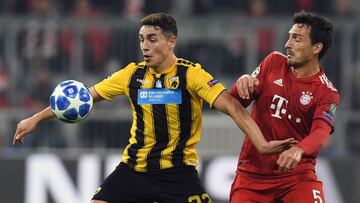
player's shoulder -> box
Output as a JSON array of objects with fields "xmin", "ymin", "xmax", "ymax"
[
  {"xmin": 261, "ymin": 51, "xmax": 287, "ymax": 69},
  {"xmin": 176, "ymin": 58, "xmax": 198, "ymax": 69},
  {"xmin": 135, "ymin": 61, "xmax": 148, "ymax": 69},
  {"xmin": 317, "ymin": 72, "xmax": 339, "ymax": 94},
  {"xmin": 268, "ymin": 51, "xmax": 287, "ymax": 62},
  {"xmin": 259, "ymin": 51, "xmax": 287, "ymax": 74}
]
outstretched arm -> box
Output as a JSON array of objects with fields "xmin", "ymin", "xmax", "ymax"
[
  {"xmin": 13, "ymin": 86, "xmax": 103, "ymax": 145},
  {"xmin": 12, "ymin": 107, "xmax": 54, "ymax": 145},
  {"xmin": 276, "ymin": 119, "xmax": 332, "ymax": 172},
  {"xmin": 213, "ymin": 91, "xmax": 297, "ymax": 154}
]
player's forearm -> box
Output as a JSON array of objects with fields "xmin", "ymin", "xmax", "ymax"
[
  {"xmin": 32, "ymin": 106, "xmax": 55, "ymax": 122},
  {"xmin": 89, "ymin": 86, "xmax": 104, "ymax": 103},
  {"xmin": 297, "ymin": 121, "xmax": 331, "ymax": 155},
  {"xmin": 228, "ymin": 99, "xmax": 269, "ymax": 153}
]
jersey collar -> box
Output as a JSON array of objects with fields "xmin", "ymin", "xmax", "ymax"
[{"xmin": 148, "ymin": 58, "xmax": 177, "ymax": 76}]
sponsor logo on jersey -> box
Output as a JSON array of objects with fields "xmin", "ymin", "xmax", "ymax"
[
  {"xmin": 273, "ymin": 78, "xmax": 283, "ymax": 87},
  {"xmin": 155, "ymin": 79, "xmax": 162, "ymax": 88},
  {"xmin": 168, "ymin": 76, "xmax": 180, "ymax": 89},
  {"xmin": 300, "ymin": 91, "xmax": 313, "ymax": 105},
  {"xmin": 136, "ymin": 78, "xmax": 149, "ymax": 85},
  {"xmin": 207, "ymin": 79, "xmax": 219, "ymax": 87}
]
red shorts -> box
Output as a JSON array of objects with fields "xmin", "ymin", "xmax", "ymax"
[{"xmin": 230, "ymin": 170, "xmax": 325, "ymax": 203}]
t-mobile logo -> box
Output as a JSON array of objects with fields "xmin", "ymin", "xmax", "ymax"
[
  {"xmin": 270, "ymin": 94, "xmax": 288, "ymax": 119},
  {"xmin": 270, "ymin": 94, "xmax": 302, "ymax": 123}
]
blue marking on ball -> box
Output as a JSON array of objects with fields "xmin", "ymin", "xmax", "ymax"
[
  {"xmin": 60, "ymin": 80, "xmax": 74, "ymax": 87},
  {"xmin": 50, "ymin": 96, "xmax": 56, "ymax": 110},
  {"xmin": 79, "ymin": 87, "xmax": 91, "ymax": 102},
  {"xmin": 56, "ymin": 96, "xmax": 70, "ymax": 110},
  {"xmin": 79, "ymin": 103, "xmax": 91, "ymax": 117},
  {"xmin": 63, "ymin": 85, "xmax": 78, "ymax": 99},
  {"xmin": 63, "ymin": 108, "xmax": 78, "ymax": 120}
]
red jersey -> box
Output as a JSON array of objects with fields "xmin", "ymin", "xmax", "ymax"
[{"xmin": 230, "ymin": 51, "xmax": 340, "ymax": 175}]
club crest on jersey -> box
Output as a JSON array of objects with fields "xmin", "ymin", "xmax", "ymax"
[
  {"xmin": 168, "ymin": 76, "xmax": 180, "ymax": 89},
  {"xmin": 300, "ymin": 91, "xmax": 313, "ymax": 105}
]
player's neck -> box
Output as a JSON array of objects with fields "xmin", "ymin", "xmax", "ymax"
[
  {"xmin": 152, "ymin": 54, "xmax": 176, "ymax": 74},
  {"xmin": 291, "ymin": 61, "xmax": 320, "ymax": 78}
]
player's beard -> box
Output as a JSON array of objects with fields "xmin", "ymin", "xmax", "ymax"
[
  {"xmin": 287, "ymin": 57, "xmax": 310, "ymax": 69},
  {"xmin": 287, "ymin": 59, "xmax": 302, "ymax": 68}
]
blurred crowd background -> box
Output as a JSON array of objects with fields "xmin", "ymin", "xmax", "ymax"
[{"xmin": 0, "ymin": 0, "xmax": 359, "ymax": 158}]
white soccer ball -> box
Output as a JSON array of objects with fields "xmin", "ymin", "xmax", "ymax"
[{"xmin": 50, "ymin": 80, "xmax": 93, "ymax": 123}]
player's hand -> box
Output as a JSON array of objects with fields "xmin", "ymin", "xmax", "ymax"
[
  {"xmin": 260, "ymin": 138, "xmax": 299, "ymax": 154},
  {"xmin": 12, "ymin": 117, "xmax": 39, "ymax": 145},
  {"xmin": 236, "ymin": 74, "xmax": 260, "ymax": 99},
  {"xmin": 276, "ymin": 146, "xmax": 304, "ymax": 172}
]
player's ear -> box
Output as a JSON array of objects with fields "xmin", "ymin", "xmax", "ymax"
[
  {"xmin": 168, "ymin": 36, "xmax": 176, "ymax": 48},
  {"xmin": 312, "ymin": 42, "xmax": 323, "ymax": 55}
]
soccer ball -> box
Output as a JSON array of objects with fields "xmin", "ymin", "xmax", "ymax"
[{"xmin": 50, "ymin": 80, "xmax": 93, "ymax": 123}]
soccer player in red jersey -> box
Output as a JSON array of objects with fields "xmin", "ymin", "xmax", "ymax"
[{"xmin": 229, "ymin": 11, "xmax": 340, "ymax": 203}]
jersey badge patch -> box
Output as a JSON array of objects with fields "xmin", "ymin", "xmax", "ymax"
[
  {"xmin": 207, "ymin": 79, "xmax": 219, "ymax": 87},
  {"xmin": 323, "ymin": 111, "xmax": 334, "ymax": 121},
  {"xmin": 300, "ymin": 91, "xmax": 313, "ymax": 105},
  {"xmin": 329, "ymin": 103, "xmax": 337, "ymax": 115},
  {"xmin": 168, "ymin": 76, "xmax": 180, "ymax": 89}
]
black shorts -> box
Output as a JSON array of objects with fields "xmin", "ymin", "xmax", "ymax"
[{"xmin": 92, "ymin": 162, "xmax": 212, "ymax": 203}]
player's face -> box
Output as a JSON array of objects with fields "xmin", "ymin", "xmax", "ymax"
[
  {"xmin": 139, "ymin": 26, "xmax": 176, "ymax": 69},
  {"xmin": 285, "ymin": 24, "xmax": 317, "ymax": 68}
]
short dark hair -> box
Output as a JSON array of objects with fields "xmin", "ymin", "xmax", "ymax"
[
  {"xmin": 140, "ymin": 13, "xmax": 178, "ymax": 38},
  {"xmin": 293, "ymin": 11, "xmax": 334, "ymax": 59}
]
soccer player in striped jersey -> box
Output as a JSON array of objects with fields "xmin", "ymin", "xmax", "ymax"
[
  {"xmin": 13, "ymin": 13, "xmax": 296, "ymax": 203},
  {"xmin": 230, "ymin": 11, "xmax": 339, "ymax": 203}
]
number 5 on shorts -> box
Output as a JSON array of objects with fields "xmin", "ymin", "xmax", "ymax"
[{"xmin": 312, "ymin": 189, "xmax": 323, "ymax": 203}]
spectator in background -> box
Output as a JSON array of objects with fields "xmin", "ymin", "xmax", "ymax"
[
  {"xmin": 143, "ymin": 0, "xmax": 171, "ymax": 15},
  {"xmin": 248, "ymin": 0, "xmax": 275, "ymax": 60},
  {"xmin": 333, "ymin": 0, "xmax": 352, "ymax": 17},
  {"xmin": 20, "ymin": 0, "xmax": 60, "ymax": 75},
  {"xmin": 25, "ymin": 67, "xmax": 52, "ymax": 112},
  {"xmin": 0, "ymin": 68, "xmax": 9, "ymax": 108},
  {"xmin": 192, "ymin": 0, "xmax": 212, "ymax": 15},
  {"xmin": 28, "ymin": 0, "xmax": 59, "ymax": 17},
  {"xmin": 60, "ymin": 0, "xmax": 111, "ymax": 73},
  {"xmin": 124, "ymin": 0, "xmax": 144, "ymax": 19},
  {"xmin": 352, "ymin": 60, "xmax": 360, "ymax": 110},
  {"xmin": 0, "ymin": 0, "xmax": 29, "ymax": 15}
]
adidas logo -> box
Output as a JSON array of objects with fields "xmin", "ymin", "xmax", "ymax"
[{"xmin": 273, "ymin": 78, "xmax": 283, "ymax": 87}]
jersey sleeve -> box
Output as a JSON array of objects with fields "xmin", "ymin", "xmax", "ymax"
[
  {"xmin": 313, "ymin": 90, "xmax": 340, "ymax": 133},
  {"xmin": 254, "ymin": 52, "xmax": 281, "ymax": 95},
  {"xmin": 94, "ymin": 62, "xmax": 136, "ymax": 101},
  {"xmin": 187, "ymin": 64, "xmax": 226, "ymax": 107},
  {"xmin": 229, "ymin": 52, "xmax": 276, "ymax": 105}
]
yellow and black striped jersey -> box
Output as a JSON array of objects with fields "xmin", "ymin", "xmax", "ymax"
[{"xmin": 95, "ymin": 58, "xmax": 226, "ymax": 172}]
